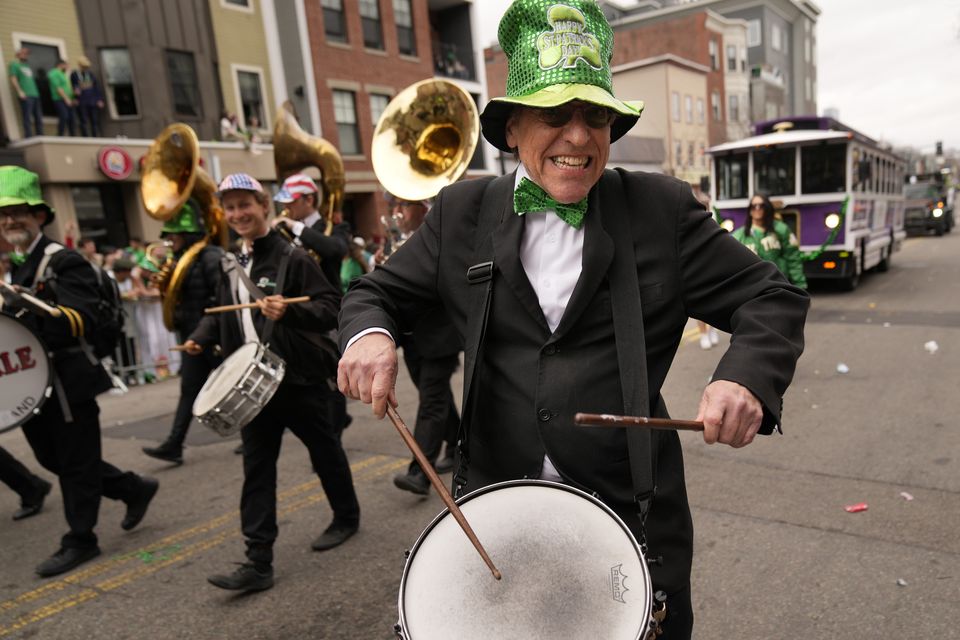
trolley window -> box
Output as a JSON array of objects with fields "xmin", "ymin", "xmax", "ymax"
[
  {"xmin": 753, "ymin": 146, "xmax": 795, "ymax": 196},
  {"xmin": 715, "ymin": 152, "xmax": 748, "ymax": 200},
  {"xmin": 801, "ymin": 143, "xmax": 846, "ymax": 194}
]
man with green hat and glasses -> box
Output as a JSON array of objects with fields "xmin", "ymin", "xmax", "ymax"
[
  {"xmin": 338, "ymin": 1, "xmax": 808, "ymax": 636},
  {"xmin": 142, "ymin": 201, "xmax": 224, "ymax": 464},
  {"xmin": 0, "ymin": 166, "xmax": 159, "ymax": 577}
]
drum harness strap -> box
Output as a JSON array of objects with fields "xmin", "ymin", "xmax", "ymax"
[
  {"xmin": 222, "ymin": 245, "xmax": 293, "ymax": 349},
  {"xmin": 459, "ymin": 173, "xmax": 660, "ymax": 553}
]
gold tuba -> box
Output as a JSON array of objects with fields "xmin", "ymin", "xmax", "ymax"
[
  {"xmin": 273, "ymin": 100, "xmax": 345, "ymax": 233},
  {"xmin": 140, "ymin": 123, "xmax": 228, "ymax": 330},
  {"xmin": 371, "ymin": 78, "xmax": 479, "ymax": 204}
]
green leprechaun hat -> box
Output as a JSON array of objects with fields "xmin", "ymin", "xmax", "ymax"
[
  {"xmin": 160, "ymin": 200, "xmax": 203, "ymax": 236},
  {"xmin": 0, "ymin": 165, "xmax": 55, "ymax": 225},
  {"xmin": 480, "ymin": 0, "xmax": 644, "ymax": 152}
]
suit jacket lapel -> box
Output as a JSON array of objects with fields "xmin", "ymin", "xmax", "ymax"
[
  {"xmin": 492, "ymin": 176, "xmax": 551, "ymax": 334},
  {"xmin": 551, "ymin": 183, "xmax": 614, "ymax": 341}
]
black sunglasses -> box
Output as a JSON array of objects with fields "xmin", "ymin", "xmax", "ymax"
[{"xmin": 534, "ymin": 103, "xmax": 617, "ymax": 129}]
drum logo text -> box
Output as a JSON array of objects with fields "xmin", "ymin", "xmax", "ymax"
[
  {"xmin": 11, "ymin": 395, "xmax": 37, "ymax": 419},
  {"xmin": 0, "ymin": 346, "xmax": 38, "ymax": 377},
  {"xmin": 609, "ymin": 564, "xmax": 629, "ymax": 603}
]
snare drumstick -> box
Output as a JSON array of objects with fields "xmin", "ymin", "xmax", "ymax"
[
  {"xmin": 386, "ymin": 406, "xmax": 502, "ymax": 581},
  {"xmin": 574, "ymin": 412, "xmax": 704, "ymax": 431},
  {"xmin": 169, "ymin": 344, "xmax": 198, "ymax": 352},
  {"xmin": 0, "ymin": 281, "xmax": 62, "ymax": 317},
  {"xmin": 203, "ymin": 296, "xmax": 311, "ymax": 314}
]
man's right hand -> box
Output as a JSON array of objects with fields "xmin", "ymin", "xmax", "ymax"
[
  {"xmin": 183, "ymin": 340, "xmax": 203, "ymax": 356},
  {"xmin": 337, "ymin": 332, "xmax": 398, "ymax": 419}
]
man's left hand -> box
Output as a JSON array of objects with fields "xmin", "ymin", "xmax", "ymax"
[
  {"xmin": 695, "ymin": 380, "xmax": 763, "ymax": 448},
  {"xmin": 257, "ymin": 295, "xmax": 287, "ymax": 321}
]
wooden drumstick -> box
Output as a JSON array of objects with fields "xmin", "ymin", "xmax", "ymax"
[
  {"xmin": 0, "ymin": 280, "xmax": 62, "ymax": 317},
  {"xmin": 386, "ymin": 406, "xmax": 502, "ymax": 581},
  {"xmin": 203, "ymin": 296, "xmax": 311, "ymax": 314},
  {"xmin": 169, "ymin": 344, "xmax": 199, "ymax": 353},
  {"xmin": 574, "ymin": 412, "xmax": 705, "ymax": 431}
]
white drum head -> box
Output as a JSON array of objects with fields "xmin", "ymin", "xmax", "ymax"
[
  {"xmin": 1, "ymin": 315, "xmax": 52, "ymax": 432},
  {"xmin": 193, "ymin": 342, "xmax": 260, "ymax": 416},
  {"xmin": 400, "ymin": 481, "xmax": 651, "ymax": 640}
]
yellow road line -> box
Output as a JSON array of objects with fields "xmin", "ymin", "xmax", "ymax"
[{"xmin": 0, "ymin": 455, "xmax": 401, "ymax": 633}]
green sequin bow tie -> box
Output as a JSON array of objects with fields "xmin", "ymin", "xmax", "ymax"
[
  {"xmin": 513, "ymin": 177, "xmax": 588, "ymax": 229},
  {"xmin": 9, "ymin": 252, "xmax": 27, "ymax": 267}
]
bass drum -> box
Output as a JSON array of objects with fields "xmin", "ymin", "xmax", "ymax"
[
  {"xmin": 0, "ymin": 313, "xmax": 53, "ymax": 433},
  {"xmin": 397, "ymin": 480, "xmax": 654, "ymax": 640}
]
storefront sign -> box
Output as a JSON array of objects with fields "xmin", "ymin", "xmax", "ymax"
[{"xmin": 97, "ymin": 146, "xmax": 134, "ymax": 180}]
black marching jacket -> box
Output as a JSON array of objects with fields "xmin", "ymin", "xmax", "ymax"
[
  {"xmin": 6, "ymin": 235, "xmax": 111, "ymax": 404},
  {"xmin": 297, "ymin": 218, "xmax": 350, "ymax": 291},
  {"xmin": 189, "ymin": 231, "xmax": 341, "ymax": 386},
  {"xmin": 339, "ymin": 169, "xmax": 809, "ymax": 594},
  {"xmin": 172, "ymin": 241, "xmax": 225, "ymax": 339}
]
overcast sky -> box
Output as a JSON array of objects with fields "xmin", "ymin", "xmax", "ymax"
[{"xmin": 476, "ymin": 0, "xmax": 960, "ymax": 152}]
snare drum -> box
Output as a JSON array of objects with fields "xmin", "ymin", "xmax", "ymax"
[
  {"xmin": 397, "ymin": 480, "xmax": 655, "ymax": 640},
  {"xmin": 192, "ymin": 342, "xmax": 285, "ymax": 437},
  {"xmin": 0, "ymin": 314, "xmax": 53, "ymax": 433}
]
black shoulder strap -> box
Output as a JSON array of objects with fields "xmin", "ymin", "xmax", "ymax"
[
  {"xmin": 261, "ymin": 244, "xmax": 293, "ymax": 347},
  {"xmin": 603, "ymin": 169, "xmax": 656, "ymax": 545},
  {"xmin": 454, "ymin": 176, "xmax": 511, "ymax": 496}
]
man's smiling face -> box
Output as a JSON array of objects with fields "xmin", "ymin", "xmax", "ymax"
[{"xmin": 505, "ymin": 101, "xmax": 612, "ymax": 204}]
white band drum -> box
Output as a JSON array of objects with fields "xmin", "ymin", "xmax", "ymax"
[
  {"xmin": 192, "ymin": 341, "xmax": 285, "ymax": 437},
  {"xmin": 0, "ymin": 314, "xmax": 52, "ymax": 433},
  {"xmin": 396, "ymin": 480, "xmax": 655, "ymax": 640}
]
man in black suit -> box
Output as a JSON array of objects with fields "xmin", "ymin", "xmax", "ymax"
[
  {"xmin": 336, "ymin": 2, "xmax": 808, "ymax": 638},
  {"xmin": 0, "ymin": 166, "xmax": 159, "ymax": 578}
]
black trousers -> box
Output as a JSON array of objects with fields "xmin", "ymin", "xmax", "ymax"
[
  {"xmin": 21, "ymin": 397, "xmax": 143, "ymax": 549},
  {"xmin": 401, "ymin": 346, "xmax": 460, "ymax": 474},
  {"xmin": 166, "ymin": 350, "xmax": 220, "ymax": 448},
  {"xmin": 658, "ymin": 584, "xmax": 693, "ymax": 639},
  {"xmin": 240, "ymin": 382, "xmax": 360, "ymax": 566},
  {"xmin": 0, "ymin": 445, "xmax": 46, "ymax": 503}
]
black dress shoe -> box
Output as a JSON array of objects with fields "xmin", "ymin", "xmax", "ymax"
[
  {"xmin": 311, "ymin": 521, "xmax": 358, "ymax": 551},
  {"xmin": 434, "ymin": 454, "xmax": 455, "ymax": 474},
  {"xmin": 35, "ymin": 546, "xmax": 101, "ymax": 577},
  {"xmin": 393, "ymin": 470, "xmax": 430, "ymax": 496},
  {"xmin": 207, "ymin": 563, "xmax": 274, "ymax": 592},
  {"xmin": 13, "ymin": 478, "xmax": 52, "ymax": 521},
  {"xmin": 122, "ymin": 476, "xmax": 159, "ymax": 531},
  {"xmin": 142, "ymin": 441, "xmax": 183, "ymax": 465}
]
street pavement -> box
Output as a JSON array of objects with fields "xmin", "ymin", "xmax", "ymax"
[{"xmin": 1, "ymin": 231, "xmax": 958, "ymax": 639}]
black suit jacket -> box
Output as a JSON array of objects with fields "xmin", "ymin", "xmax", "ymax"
[
  {"xmin": 297, "ymin": 218, "xmax": 350, "ymax": 290},
  {"xmin": 339, "ymin": 169, "xmax": 809, "ymax": 592}
]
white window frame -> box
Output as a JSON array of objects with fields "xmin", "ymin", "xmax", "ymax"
[
  {"xmin": 99, "ymin": 46, "xmax": 140, "ymax": 120},
  {"xmin": 771, "ymin": 24, "xmax": 782, "ymax": 52},
  {"xmin": 332, "ymin": 88, "xmax": 362, "ymax": 156},
  {"xmin": 711, "ymin": 91, "xmax": 721, "ymax": 121},
  {"xmin": 747, "ymin": 20, "xmax": 761, "ymax": 47},
  {"xmin": 728, "ymin": 94, "xmax": 739, "ymax": 123},
  {"xmin": 726, "ymin": 44, "xmax": 737, "ymax": 72},
  {"xmin": 684, "ymin": 95, "xmax": 692, "ymax": 124},
  {"xmin": 708, "ymin": 40, "xmax": 718, "ymax": 70},
  {"xmin": 11, "ymin": 33, "xmax": 68, "ymax": 125},
  {"xmin": 219, "ymin": 0, "xmax": 254, "ymax": 13},
  {"xmin": 696, "ymin": 98, "xmax": 704, "ymax": 124},
  {"xmin": 369, "ymin": 92, "xmax": 391, "ymax": 125},
  {"xmin": 231, "ymin": 63, "xmax": 270, "ymax": 131}
]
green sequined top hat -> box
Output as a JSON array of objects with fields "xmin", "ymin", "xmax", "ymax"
[
  {"xmin": 0, "ymin": 165, "xmax": 55, "ymax": 226},
  {"xmin": 480, "ymin": 0, "xmax": 644, "ymax": 152},
  {"xmin": 160, "ymin": 199, "xmax": 203, "ymax": 236}
]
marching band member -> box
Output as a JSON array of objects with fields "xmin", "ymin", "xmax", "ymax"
[
  {"xmin": 336, "ymin": 1, "xmax": 809, "ymax": 636},
  {"xmin": 0, "ymin": 166, "xmax": 159, "ymax": 578},
  {"xmin": 142, "ymin": 202, "xmax": 224, "ymax": 464},
  {"xmin": 185, "ymin": 173, "xmax": 360, "ymax": 592}
]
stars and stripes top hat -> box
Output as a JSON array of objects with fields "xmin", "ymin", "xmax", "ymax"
[
  {"xmin": 274, "ymin": 173, "xmax": 319, "ymax": 204},
  {"xmin": 216, "ymin": 172, "xmax": 264, "ymax": 196}
]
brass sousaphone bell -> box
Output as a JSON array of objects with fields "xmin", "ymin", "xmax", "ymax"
[
  {"xmin": 140, "ymin": 123, "xmax": 229, "ymax": 330},
  {"xmin": 372, "ymin": 79, "xmax": 479, "ymax": 203}
]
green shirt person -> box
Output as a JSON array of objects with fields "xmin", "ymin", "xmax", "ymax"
[
  {"xmin": 8, "ymin": 47, "xmax": 43, "ymax": 137},
  {"xmin": 732, "ymin": 194, "xmax": 808, "ymax": 289},
  {"xmin": 47, "ymin": 60, "xmax": 78, "ymax": 136}
]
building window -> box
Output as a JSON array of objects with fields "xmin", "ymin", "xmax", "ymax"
[
  {"xmin": 708, "ymin": 40, "xmax": 718, "ymax": 70},
  {"xmin": 771, "ymin": 24, "xmax": 782, "ymax": 52},
  {"xmin": 221, "ymin": 0, "xmax": 252, "ymax": 10},
  {"xmin": 16, "ymin": 39, "xmax": 63, "ymax": 118},
  {"xmin": 166, "ymin": 51, "xmax": 202, "ymax": 117},
  {"xmin": 687, "ymin": 142, "xmax": 695, "ymax": 168},
  {"xmin": 674, "ymin": 140, "xmax": 683, "ymax": 168},
  {"xmin": 740, "ymin": 47, "xmax": 747, "ymax": 72},
  {"xmin": 322, "ymin": 0, "xmax": 347, "ymax": 43},
  {"xmin": 370, "ymin": 92, "xmax": 390, "ymax": 124},
  {"xmin": 236, "ymin": 68, "xmax": 266, "ymax": 130},
  {"xmin": 684, "ymin": 95, "xmax": 692, "ymax": 123},
  {"xmin": 747, "ymin": 20, "xmax": 761, "ymax": 47},
  {"xmin": 700, "ymin": 142, "xmax": 707, "ymax": 168},
  {"xmin": 333, "ymin": 89, "xmax": 361, "ymax": 155},
  {"xmin": 671, "ymin": 91, "xmax": 680, "ymax": 122},
  {"xmin": 359, "ymin": 0, "xmax": 384, "ymax": 50},
  {"xmin": 100, "ymin": 47, "xmax": 138, "ymax": 118},
  {"xmin": 394, "ymin": 0, "xmax": 416, "ymax": 56},
  {"xmin": 726, "ymin": 44, "xmax": 737, "ymax": 71},
  {"xmin": 711, "ymin": 91, "xmax": 721, "ymax": 121},
  {"xmin": 729, "ymin": 94, "xmax": 739, "ymax": 122},
  {"xmin": 696, "ymin": 98, "xmax": 704, "ymax": 124}
]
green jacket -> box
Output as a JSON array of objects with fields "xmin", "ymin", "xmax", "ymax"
[{"xmin": 732, "ymin": 219, "xmax": 807, "ymax": 289}]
